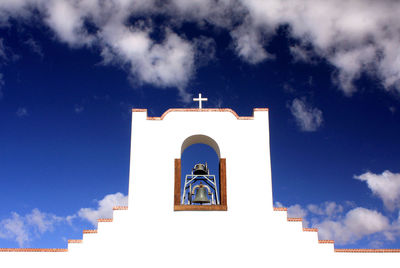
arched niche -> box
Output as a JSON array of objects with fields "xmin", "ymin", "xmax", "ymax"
[
  {"xmin": 174, "ymin": 135, "xmax": 227, "ymax": 211},
  {"xmin": 180, "ymin": 134, "xmax": 221, "ymax": 159}
]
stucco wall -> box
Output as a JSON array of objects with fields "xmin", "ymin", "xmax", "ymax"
[{"xmin": 1, "ymin": 108, "xmax": 399, "ymax": 267}]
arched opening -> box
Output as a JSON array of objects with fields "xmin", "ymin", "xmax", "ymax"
[
  {"xmin": 174, "ymin": 135, "xmax": 227, "ymax": 211},
  {"xmin": 181, "ymin": 134, "xmax": 221, "ymax": 159},
  {"xmin": 181, "ymin": 144, "xmax": 220, "ymax": 205}
]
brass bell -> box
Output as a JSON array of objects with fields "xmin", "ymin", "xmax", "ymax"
[{"xmin": 192, "ymin": 184, "xmax": 210, "ymax": 204}]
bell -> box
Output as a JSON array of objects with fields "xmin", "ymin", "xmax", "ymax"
[
  {"xmin": 192, "ymin": 185, "xmax": 210, "ymax": 204},
  {"xmin": 193, "ymin": 163, "xmax": 209, "ymax": 175}
]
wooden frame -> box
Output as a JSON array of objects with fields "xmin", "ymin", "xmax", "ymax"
[{"xmin": 174, "ymin": 158, "xmax": 227, "ymax": 211}]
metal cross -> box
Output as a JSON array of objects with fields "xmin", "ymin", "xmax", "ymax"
[{"xmin": 193, "ymin": 93, "xmax": 208, "ymax": 109}]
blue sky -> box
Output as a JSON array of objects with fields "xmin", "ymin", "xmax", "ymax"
[{"xmin": 1, "ymin": 0, "xmax": 400, "ymax": 249}]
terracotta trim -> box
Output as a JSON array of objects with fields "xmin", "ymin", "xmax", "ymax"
[
  {"xmin": 113, "ymin": 206, "xmax": 128, "ymax": 210},
  {"xmin": 335, "ymin": 249, "xmax": 400, "ymax": 253},
  {"xmin": 68, "ymin": 240, "xmax": 82, "ymax": 244},
  {"xmin": 303, "ymin": 228, "xmax": 318, "ymax": 232},
  {"xmin": 131, "ymin": 109, "xmax": 147, "ymax": 113},
  {"xmin": 0, "ymin": 248, "xmax": 67, "ymax": 252},
  {"xmin": 287, "ymin": 217, "xmax": 302, "ymax": 222},
  {"xmin": 319, "ymin": 240, "xmax": 335, "ymax": 244},
  {"xmin": 97, "ymin": 218, "xmax": 113, "ymax": 222},
  {"xmin": 273, "ymin": 207, "xmax": 287, "ymax": 211},
  {"xmin": 83, "ymin": 230, "xmax": 97, "ymax": 234},
  {"xmin": 132, "ymin": 108, "xmax": 268, "ymax": 121}
]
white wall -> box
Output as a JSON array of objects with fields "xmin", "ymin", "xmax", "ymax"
[
  {"xmin": 1, "ymin": 108, "xmax": 399, "ymax": 267},
  {"xmin": 128, "ymin": 109, "xmax": 273, "ymax": 213}
]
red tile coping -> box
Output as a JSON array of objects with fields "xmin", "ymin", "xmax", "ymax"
[
  {"xmin": 83, "ymin": 230, "xmax": 97, "ymax": 234},
  {"xmin": 303, "ymin": 228, "xmax": 318, "ymax": 232},
  {"xmin": 287, "ymin": 217, "xmax": 303, "ymax": 222},
  {"xmin": 68, "ymin": 240, "xmax": 82, "ymax": 244},
  {"xmin": 335, "ymin": 249, "xmax": 400, "ymax": 253},
  {"xmin": 0, "ymin": 248, "xmax": 67, "ymax": 252},
  {"xmin": 273, "ymin": 207, "xmax": 287, "ymax": 211},
  {"xmin": 319, "ymin": 240, "xmax": 335, "ymax": 244},
  {"xmin": 97, "ymin": 218, "xmax": 113, "ymax": 222},
  {"xmin": 113, "ymin": 206, "xmax": 128, "ymax": 210},
  {"xmin": 132, "ymin": 108, "xmax": 269, "ymax": 121}
]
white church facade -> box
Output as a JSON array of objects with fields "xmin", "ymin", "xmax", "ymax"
[{"xmin": 1, "ymin": 100, "xmax": 399, "ymax": 267}]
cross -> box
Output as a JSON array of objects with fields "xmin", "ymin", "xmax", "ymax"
[{"xmin": 193, "ymin": 93, "xmax": 208, "ymax": 109}]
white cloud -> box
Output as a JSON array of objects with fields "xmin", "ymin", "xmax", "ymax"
[
  {"xmin": 330, "ymin": 45, "xmax": 377, "ymax": 95},
  {"xmin": 317, "ymin": 207, "xmax": 390, "ymax": 245},
  {"xmin": 26, "ymin": 208, "xmax": 62, "ymax": 234},
  {"xmin": 45, "ymin": 0, "xmax": 93, "ymax": 47},
  {"xmin": 307, "ymin": 201, "xmax": 343, "ymax": 218},
  {"xmin": 240, "ymin": 0, "xmax": 400, "ymax": 95},
  {"xmin": 0, "ymin": 212, "xmax": 30, "ymax": 247},
  {"xmin": 65, "ymin": 214, "xmax": 77, "ymax": 225},
  {"xmin": 278, "ymin": 201, "xmax": 395, "ymax": 246},
  {"xmin": 287, "ymin": 204, "xmax": 308, "ymax": 228},
  {"xmin": 102, "ymin": 24, "xmax": 195, "ymax": 99},
  {"xmin": 0, "ymin": 0, "xmax": 196, "ymax": 99},
  {"xmin": 287, "ymin": 204, "xmax": 307, "ymax": 218},
  {"xmin": 290, "ymin": 45, "xmax": 316, "ymax": 64},
  {"xmin": 0, "ymin": 209, "xmax": 61, "ymax": 247},
  {"xmin": 78, "ymin": 192, "xmax": 128, "ymax": 226},
  {"xmin": 16, "ymin": 107, "xmax": 28, "ymax": 117},
  {"xmin": 0, "ymin": 193, "xmax": 127, "ymax": 247},
  {"xmin": 231, "ymin": 22, "xmax": 272, "ymax": 64},
  {"xmin": 355, "ymin": 170, "xmax": 400, "ymax": 211},
  {"xmin": 2, "ymin": 0, "xmax": 400, "ymax": 97},
  {"xmin": 169, "ymin": 0, "xmax": 239, "ymax": 29},
  {"xmin": 100, "ymin": 26, "xmax": 195, "ymax": 101},
  {"xmin": 289, "ymin": 98, "xmax": 323, "ymax": 132}
]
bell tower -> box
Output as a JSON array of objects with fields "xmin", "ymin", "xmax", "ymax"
[
  {"xmin": 128, "ymin": 107, "xmax": 272, "ymax": 214},
  {"xmin": 174, "ymin": 134, "xmax": 228, "ymax": 211}
]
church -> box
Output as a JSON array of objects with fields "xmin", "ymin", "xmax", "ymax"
[{"xmin": 1, "ymin": 94, "xmax": 399, "ymax": 267}]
